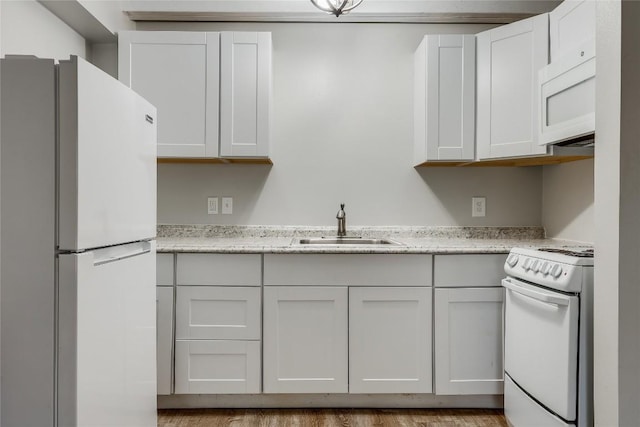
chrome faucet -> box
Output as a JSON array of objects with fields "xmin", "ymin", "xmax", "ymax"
[{"xmin": 336, "ymin": 203, "xmax": 346, "ymax": 237}]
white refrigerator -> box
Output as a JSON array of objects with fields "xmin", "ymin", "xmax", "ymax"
[{"xmin": 1, "ymin": 55, "xmax": 157, "ymax": 426}]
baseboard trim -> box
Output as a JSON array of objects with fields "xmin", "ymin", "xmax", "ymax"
[{"xmin": 158, "ymin": 393, "xmax": 503, "ymax": 409}]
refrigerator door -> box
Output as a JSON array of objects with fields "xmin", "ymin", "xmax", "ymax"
[
  {"xmin": 58, "ymin": 56, "xmax": 157, "ymax": 251},
  {"xmin": 58, "ymin": 241, "xmax": 157, "ymax": 427}
]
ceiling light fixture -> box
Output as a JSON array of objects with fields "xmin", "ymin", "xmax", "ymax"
[{"xmin": 310, "ymin": 0, "xmax": 364, "ymax": 17}]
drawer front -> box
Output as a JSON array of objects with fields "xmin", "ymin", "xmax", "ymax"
[
  {"xmin": 264, "ymin": 254, "xmax": 432, "ymax": 286},
  {"xmin": 505, "ymin": 375, "xmax": 571, "ymax": 427},
  {"xmin": 176, "ymin": 286, "xmax": 261, "ymax": 340},
  {"xmin": 175, "ymin": 340, "xmax": 261, "ymax": 394},
  {"xmin": 157, "ymin": 253, "xmax": 175, "ymax": 286},
  {"xmin": 434, "ymin": 254, "xmax": 507, "ymax": 287},
  {"xmin": 177, "ymin": 253, "xmax": 261, "ymax": 286}
]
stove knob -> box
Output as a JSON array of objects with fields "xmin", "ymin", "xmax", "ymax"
[
  {"xmin": 507, "ymin": 254, "xmax": 519, "ymax": 267},
  {"xmin": 531, "ymin": 260, "xmax": 540, "ymax": 273},
  {"xmin": 551, "ymin": 264, "xmax": 563, "ymax": 278},
  {"xmin": 541, "ymin": 261, "xmax": 550, "ymax": 275},
  {"xmin": 522, "ymin": 258, "xmax": 532, "ymax": 270}
]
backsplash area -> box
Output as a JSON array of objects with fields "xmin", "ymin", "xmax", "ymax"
[{"xmin": 157, "ymin": 163, "xmax": 543, "ymax": 227}]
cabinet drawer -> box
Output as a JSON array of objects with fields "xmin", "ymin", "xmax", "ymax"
[
  {"xmin": 434, "ymin": 254, "xmax": 507, "ymax": 287},
  {"xmin": 157, "ymin": 253, "xmax": 174, "ymax": 286},
  {"xmin": 264, "ymin": 254, "xmax": 432, "ymax": 286},
  {"xmin": 176, "ymin": 286, "xmax": 261, "ymax": 340},
  {"xmin": 175, "ymin": 340, "xmax": 261, "ymax": 394},
  {"xmin": 177, "ymin": 253, "xmax": 261, "ymax": 286}
]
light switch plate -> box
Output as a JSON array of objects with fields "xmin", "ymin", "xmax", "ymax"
[
  {"xmin": 207, "ymin": 197, "xmax": 218, "ymax": 215},
  {"xmin": 222, "ymin": 197, "xmax": 233, "ymax": 215},
  {"xmin": 472, "ymin": 197, "xmax": 486, "ymax": 217}
]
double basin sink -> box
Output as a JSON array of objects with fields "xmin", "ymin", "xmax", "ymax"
[{"xmin": 296, "ymin": 237, "xmax": 402, "ymax": 246}]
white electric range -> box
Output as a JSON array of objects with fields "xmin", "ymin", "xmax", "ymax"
[{"xmin": 503, "ymin": 247, "xmax": 594, "ymax": 427}]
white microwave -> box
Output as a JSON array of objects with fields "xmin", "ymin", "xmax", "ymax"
[{"xmin": 538, "ymin": 39, "xmax": 595, "ymax": 146}]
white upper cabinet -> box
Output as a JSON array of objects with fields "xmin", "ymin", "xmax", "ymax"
[
  {"xmin": 414, "ymin": 34, "xmax": 475, "ymax": 164},
  {"xmin": 220, "ymin": 32, "xmax": 272, "ymax": 158},
  {"xmin": 118, "ymin": 31, "xmax": 220, "ymax": 158},
  {"xmin": 549, "ymin": 0, "xmax": 596, "ymax": 62},
  {"xmin": 476, "ymin": 14, "xmax": 549, "ymax": 160},
  {"xmin": 119, "ymin": 31, "xmax": 272, "ymax": 160}
]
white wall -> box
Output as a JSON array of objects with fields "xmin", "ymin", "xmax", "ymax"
[
  {"xmin": 594, "ymin": 0, "xmax": 640, "ymax": 424},
  {"xmin": 79, "ymin": 0, "xmax": 134, "ymax": 34},
  {"xmin": 541, "ymin": 160, "xmax": 593, "ymax": 242},
  {"xmin": 617, "ymin": 3, "xmax": 640, "ymax": 421},
  {"xmin": 89, "ymin": 42, "xmax": 117, "ymax": 78},
  {"xmin": 140, "ymin": 21, "xmax": 545, "ymax": 226},
  {"xmin": 1, "ymin": 0, "xmax": 85, "ymax": 59}
]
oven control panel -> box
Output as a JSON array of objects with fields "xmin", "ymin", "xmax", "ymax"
[
  {"xmin": 506, "ymin": 254, "xmax": 564, "ymax": 278},
  {"xmin": 504, "ymin": 248, "xmax": 591, "ymax": 293}
]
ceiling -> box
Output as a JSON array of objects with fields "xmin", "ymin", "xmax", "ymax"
[{"xmin": 123, "ymin": 0, "xmax": 562, "ymax": 24}]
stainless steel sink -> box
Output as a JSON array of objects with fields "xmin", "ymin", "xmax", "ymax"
[{"xmin": 296, "ymin": 237, "xmax": 402, "ymax": 245}]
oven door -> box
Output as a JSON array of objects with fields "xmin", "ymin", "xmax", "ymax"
[{"xmin": 503, "ymin": 277, "xmax": 580, "ymax": 422}]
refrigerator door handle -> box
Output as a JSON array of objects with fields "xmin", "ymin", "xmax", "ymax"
[{"xmin": 93, "ymin": 241, "xmax": 152, "ymax": 266}]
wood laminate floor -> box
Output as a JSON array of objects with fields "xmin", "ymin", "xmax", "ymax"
[{"xmin": 158, "ymin": 408, "xmax": 508, "ymax": 427}]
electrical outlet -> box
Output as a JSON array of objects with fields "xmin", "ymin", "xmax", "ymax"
[
  {"xmin": 207, "ymin": 197, "xmax": 218, "ymax": 215},
  {"xmin": 472, "ymin": 197, "xmax": 486, "ymax": 217},
  {"xmin": 222, "ymin": 197, "xmax": 233, "ymax": 215}
]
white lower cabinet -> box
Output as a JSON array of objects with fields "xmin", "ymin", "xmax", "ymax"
[
  {"xmin": 175, "ymin": 286, "xmax": 261, "ymax": 340},
  {"xmin": 434, "ymin": 287, "xmax": 505, "ymax": 395},
  {"xmin": 262, "ymin": 286, "xmax": 349, "ymax": 393},
  {"xmin": 174, "ymin": 340, "xmax": 261, "ymax": 394},
  {"xmin": 173, "ymin": 253, "xmax": 263, "ymax": 395},
  {"xmin": 349, "ymin": 287, "xmax": 432, "ymax": 393},
  {"xmin": 156, "ymin": 286, "xmax": 174, "ymax": 395}
]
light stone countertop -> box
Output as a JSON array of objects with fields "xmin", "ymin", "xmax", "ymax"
[{"xmin": 156, "ymin": 225, "xmax": 590, "ymax": 254}]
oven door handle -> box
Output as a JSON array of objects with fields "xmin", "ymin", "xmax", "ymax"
[{"xmin": 502, "ymin": 277, "xmax": 571, "ymax": 307}]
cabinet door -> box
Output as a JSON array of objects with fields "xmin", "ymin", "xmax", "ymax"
[
  {"xmin": 434, "ymin": 287, "xmax": 504, "ymax": 395},
  {"xmin": 414, "ymin": 34, "xmax": 475, "ymax": 163},
  {"xmin": 263, "ymin": 286, "xmax": 348, "ymax": 393},
  {"xmin": 349, "ymin": 287, "xmax": 432, "ymax": 394},
  {"xmin": 118, "ymin": 31, "xmax": 220, "ymax": 158},
  {"xmin": 476, "ymin": 14, "xmax": 549, "ymax": 160},
  {"xmin": 220, "ymin": 32, "xmax": 271, "ymax": 158},
  {"xmin": 156, "ymin": 287, "xmax": 174, "ymax": 395},
  {"xmin": 175, "ymin": 286, "xmax": 261, "ymax": 340},
  {"xmin": 549, "ymin": 0, "xmax": 596, "ymax": 62},
  {"xmin": 174, "ymin": 340, "xmax": 261, "ymax": 394}
]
